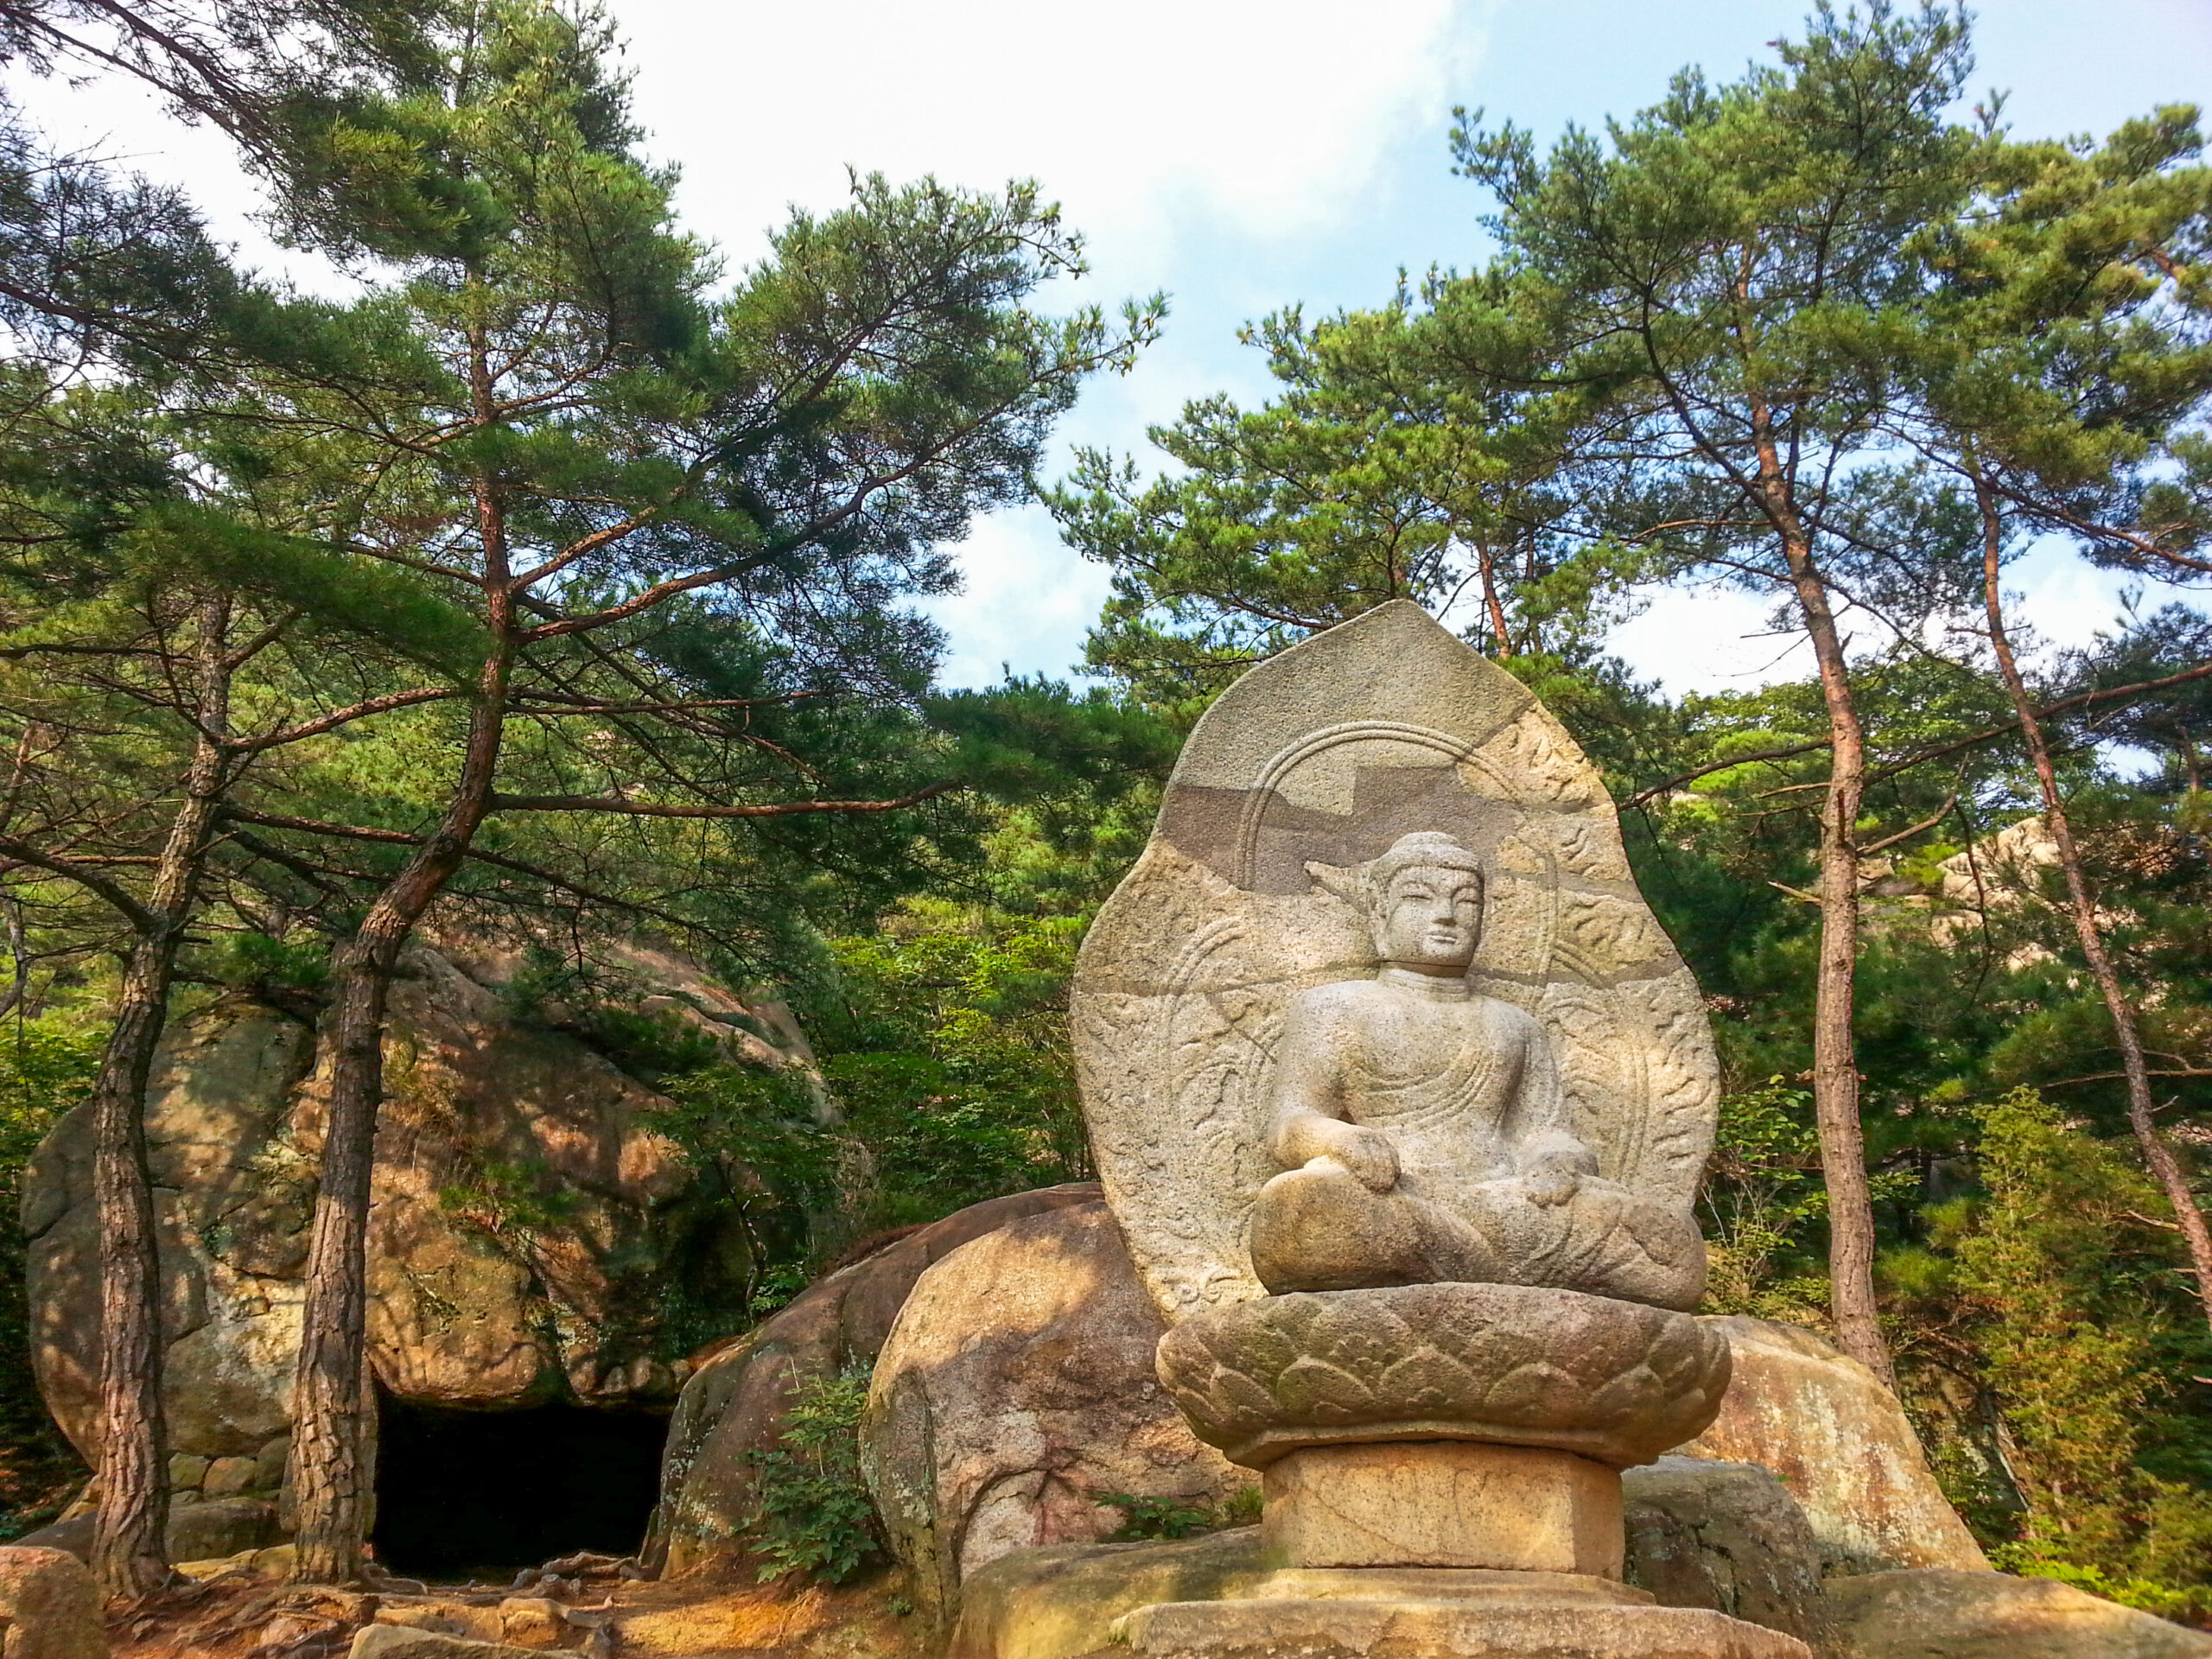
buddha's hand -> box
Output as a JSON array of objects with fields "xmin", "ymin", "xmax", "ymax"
[
  {"xmin": 1524, "ymin": 1160, "xmax": 1580, "ymax": 1206},
  {"xmin": 1521, "ymin": 1132, "xmax": 1599, "ymax": 1206},
  {"xmin": 1309, "ymin": 1122, "xmax": 1401, "ymax": 1193}
]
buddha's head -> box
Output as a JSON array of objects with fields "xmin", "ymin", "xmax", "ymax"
[{"xmin": 1361, "ymin": 832, "xmax": 1485, "ymax": 974}]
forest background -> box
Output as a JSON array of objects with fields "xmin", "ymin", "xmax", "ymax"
[{"xmin": 1, "ymin": 0, "xmax": 2211, "ymax": 1621}]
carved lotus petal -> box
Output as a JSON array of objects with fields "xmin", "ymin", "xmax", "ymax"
[
  {"xmin": 1154, "ymin": 1282, "xmax": 1731, "ymax": 1469},
  {"xmin": 1484, "ymin": 1360, "xmax": 1579, "ymax": 1417},
  {"xmin": 1375, "ymin": 1348, "xmax": 1480, "ymax": 1413},
  {"xmin": 1274, "ymin": 1357, "xmax": 1379, "ymax": 1421},
  {"xmin": 1584, "ymin": 1363, "xmax": 1668, "ymax": 1428}
]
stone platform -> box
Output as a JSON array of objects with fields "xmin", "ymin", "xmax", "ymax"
[
  {"xmin": 950, "ymin": 1532, "xmax": 1810, "ymax": 1659},
  {"xmin": 1089, "ymin": 1284, "xmax": 1795, "ymax": 1656},
  {"xmin": 1111, "ymin": 1591, "xmax": 1808, "ymax": 1659}
]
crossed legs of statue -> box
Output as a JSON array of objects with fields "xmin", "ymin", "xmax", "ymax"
[{"xmin": 1248, "ymin": 1160, "xmax": 1706, "ymax": 1311}]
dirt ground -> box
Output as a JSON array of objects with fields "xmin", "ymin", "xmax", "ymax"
[{"xmin": 105, "ymin": 1560, "xmax": 932, "ymax": 1659}]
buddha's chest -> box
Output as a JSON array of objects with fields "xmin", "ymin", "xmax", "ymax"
[{"xmin": 1338, "ymin": 1001, "xmax": 1523, "ymax": 1129}]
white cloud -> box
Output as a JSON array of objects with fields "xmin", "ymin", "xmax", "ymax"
[
  {"xmin": 1606, "ymin": 584, "xmax": 1806, "ymax": 697},
  {"xmin": 619, "ymin": 0, "xmax": 1483, "ymax": 274},
  {"xmin": 920, "ymin": 504, "xmax": 1113, "ymax": 689}
]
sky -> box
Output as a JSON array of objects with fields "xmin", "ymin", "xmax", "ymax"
[{"xmin": 13, "ymin": 0, "xmax": 2212, "ymax": 696}]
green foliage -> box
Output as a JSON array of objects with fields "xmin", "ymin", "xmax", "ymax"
[
  {"xmin": 1948, "ymin": 1093, "xmax": 2212, "ymax": 1592},
  {"xmin": 817, "ymin": 905, "xmax": 1090, "ymax": 1230},
  {"xmin": 436, "ymin": 1153, "xmax": 580, "ymax": 1242},
  {"xmin": 210, "ymin": 933, "xmax": 330, "ymax": 1001},
  {"xmin": 1698, "ymin": 1079, "xmax": 1830, "ymax": 1322},
  {"xmin": 1987, "ymin": 1549, "xmax": 2212, "ymax": 1625},
  {"xmin": 1097, "ymin": 1493, "xmax": 1216, "ymax": 1541},
  {"xmin": 742, "ymin": 1368, "xmax": 880, "ymax": 1585},
  {"xmin": 1098, "ymin": 1485, "xmax": 1263, "ymax": 1541},
  {"xmin": 639, "ymin": 1061, "xmax": 842, "ymax": 1351}
]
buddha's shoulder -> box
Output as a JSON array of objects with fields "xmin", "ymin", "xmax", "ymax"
[
  {"xmin": 1287, "ymin": 978, "xmax": 1390, "ymax": 1020},
  {"xmin": 1286, "ymin": 979, "xmax": 1539, "ymax": 1027},
  {"xmin": 1474, "ymin": 995, "xmax": 1547, "ymax": 1043}
]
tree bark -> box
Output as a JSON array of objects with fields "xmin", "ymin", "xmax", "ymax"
[
  {"xmin": 1478, "ymin": 542, "xmax": 1513, "ymax": 657},
  {"xmin": 1742, "ymin": 404, "xmax": 1893, "ymax": 1388},
  {"xmin": 1974, "ymin": 476, "xmax": 2212, "ymax": 1329},
  {"xmin": 1783, "ymin": 544, "xmax": 1891, "ymax": 1387},
  {"xmin": 90, "ymin": 594, "xmax": 232, "ymax": 1600},
  {"xmin": 289, "ymin": 320, "xmax": 515, "ymax": 1584}
]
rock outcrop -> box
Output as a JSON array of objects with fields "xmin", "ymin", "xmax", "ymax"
[
  {"xmin": 862, "ymin": 1201, "xmax": 1254, "ymax": 1626},
  {"xmin": 948, "ymin": 1531, "xmax": 1271, "ymax": 1659},
  {"xmin": 0, "ymin": 1545, "xmax": 106, "ymax": 1659},
  {"xmin": 644, "ymin": 1179, "xmax": 2212, "ymax": 1656},
  {"xmin": 1679, "ymin": 1316, "xmax": 1988, "ymax": 1573},
  {"xmin": 648, "ymin": 1184, "xmax": 1105, "ymax": 1577},
  {"xmin": 24, "ymin": 933, "xmax": 817, "ymax": 1548},
  {"xmin": 1622, "ymin": 1457, "xmax": 1834, "ymax": 1652},
  {"xmin": 1824, "ymin": 1567, "xmax": 2212, "ymax": 1656},
  {"xmin": 661, "ymin": 1179, "xmax": 1980, "ymax": 1633}
]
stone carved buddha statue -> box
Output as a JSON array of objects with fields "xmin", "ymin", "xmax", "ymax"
[{"xmin": 1247, "ymin": 831, "xmax": 1706, "ymax": 1312}]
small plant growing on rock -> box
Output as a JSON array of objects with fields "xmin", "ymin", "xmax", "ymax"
[
  {"xmin": 744, "ymin": 1368, "xmax": 880, "ymax": 1584},
  {"xmin": 1098, "ymin": 1493, "xmax": 1212, "ymax": 1541}
]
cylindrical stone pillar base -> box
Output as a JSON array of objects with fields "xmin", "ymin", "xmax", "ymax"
[{"xmin": 1261, "ymin": 1442, "xmax": 1624, "ymax": 1577}]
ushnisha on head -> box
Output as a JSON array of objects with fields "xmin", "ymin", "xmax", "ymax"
[{"xmin": 1308, "ymin": 831, "xmax": 1486, "ymax": 975}]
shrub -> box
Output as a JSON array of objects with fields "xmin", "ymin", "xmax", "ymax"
[{"xmin": 743, "ymin": 1368, "xmax": 880, "ymax": 1584}]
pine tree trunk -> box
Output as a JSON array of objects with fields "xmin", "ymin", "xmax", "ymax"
[
  {"xmin": 290, "ymin": 375, "xmax": 515, "ymax": 1581},
  {"xmin": 286, "ymin": 708, "xmax": 512, "ymax": 1583},
  {"xmin": 1478, "ymin": 543, "xmax": 1513, "ymax": 657},
  {"xmin": 285, "ymin": 943, "xmax": 395, "ymax": 1585},
  {"xmin": 1741, "ymin": 401, "xmax": 1893, "ymax": 1389},
  {"xmin": 1782, "ymin": 545, "xmax": 1892, "ymax": 1388},
  {"xmin": 1974, "ymin": 478, "xmax": 2212, "ymax": 1329},
  {"xmin": 87, "ymin": 958, "xmax": 174, "ymax": 1601},
  {"xmin": 90, "ymin": 594, "xmax": 232, "ymax": 1600}
]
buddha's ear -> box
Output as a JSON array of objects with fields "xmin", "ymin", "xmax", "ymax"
[{"xmin": 1304, "ymin": 861, "xmax": 1364, "ymax": 907}]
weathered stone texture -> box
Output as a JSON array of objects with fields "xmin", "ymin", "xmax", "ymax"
[
  {"xmin": 23, "ymin": 933, "xmax": 814, "ymax": 1554},
  {"xmin": 1071, "ymin": 601, "xmax": 1721, "ymax": 1325},
  {"xmin": 1825, "ymin": 1567, "xmax": 2212, "ymax": 1657},
  {"xmin": 1156, "ymin": 1282, "xmax": 1730, "ymax": 1469},
  {"xmin": 1109, "ymin": 1591, "xmax": 1811, "ymax": 1659},
  {"xmin": 0, "ymin": 1545, "xmax": 106, "ymax": 1659},
  {"xmin": 348, "ymin": 1627, "xmax": 547, "ymax": 1659},
  {"xmin": 1680, "ymin": 1316, "xmax": 1987, "ymax": 1573},
  {"xmin": 949, "ymin": 1531, "xmax": 1275, "ymax": 1659},
  {"xmin": 650, "ymin": 1183, "xmax": 1107, "ymax": 1578},
  {"xmin": 1263, "ymin": 1442, "xmax": 1624, "ymax": 1575},
  {"xmin": 861, "ymin": 1202, "xmax": 1252, "ymax": 1628},
  {"xmin": 17, "ymin": 1495, "xmax": 278, "ymax": 1567},
  {"xmin": 1622, "ymin": 1456, "xmax": 1834, "ymax": 1653}
]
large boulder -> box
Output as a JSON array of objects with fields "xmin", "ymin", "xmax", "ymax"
[
  {"xmin": 0, "ymin": 1545, "xmax": 105, "ymax": 1659},
  {"xmin": 24, "ymin": 934, "xmax": 817, "ymax": 1545},
  {"xmin": 950, "ymin": 1505, "xmax": 1834, "ymax": 1659},
  {"xmin": 1825, "ymin": 1567, "xmax": 2212, "ymax": 1657},
  {"xmin": 861, "ymin": 1202, "xmax": 1255, "ymax": 1628},
  {"xmin": 949, "ymin": 1530, "xmax": 1273, "ymax": 1659},
  {"xmin": 1622, "ymin": 1456, "xmax": 1834, "ymax": 1653},
  {"xmin": 1679, "ymin": 1317, "xmax": 1988, "ymax": 1574},
  {"xmin": 648, "ymin": 1184, "xmax": 1105, "ymax": 1577},
  {"xmin": 651, "ymin": 1188, "xmax": 1998, "ymax": 1629}
]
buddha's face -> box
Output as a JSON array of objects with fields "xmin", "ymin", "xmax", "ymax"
[{"xmin": 1373, "ymin": 864, "xmax": 1483, "ymax": 973}]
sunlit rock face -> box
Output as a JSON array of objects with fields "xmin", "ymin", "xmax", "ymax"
[{"xmin": 23, "ymin": 932, "xmax": 815, "ymax": 1538}]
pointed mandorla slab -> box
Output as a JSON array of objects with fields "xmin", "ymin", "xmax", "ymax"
[{"xmin": 1073, "ymin": 601, "xmax": 1721, "ymax": 1325}]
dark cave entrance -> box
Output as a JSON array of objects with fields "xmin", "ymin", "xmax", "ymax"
[{"xmin": 372, "ymin": 1391, "xmax": 669, "ymax": 1580}]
